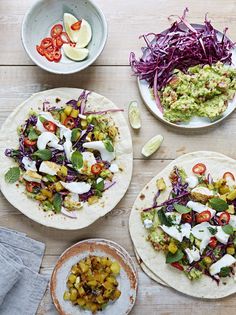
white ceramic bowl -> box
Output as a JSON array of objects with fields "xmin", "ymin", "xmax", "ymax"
[{"xmin": 22, "ymin": 0, "xmax": 107, "ymax": 74}]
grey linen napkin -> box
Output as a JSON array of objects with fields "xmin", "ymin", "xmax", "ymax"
[{"xmin": 0, "ymin": 228, "xmax": 49, "ymax": 315}]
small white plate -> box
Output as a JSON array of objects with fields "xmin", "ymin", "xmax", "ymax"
[
  {"xmin": 50, "ymin": 239, "xmax": 138, "ymax": 315},
  {"xmin": 138, "ymin": 24, "xmax": 236, "ymax": 129}
]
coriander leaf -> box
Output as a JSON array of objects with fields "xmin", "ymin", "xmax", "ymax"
[
  {"xmin": 53, "ymin": 193, "xmax": 62, "ymax": 213},
  {"xmin": 222, "ymin": 224, "xmax": 234, "ymax": 235},
  {"xmin": 96, "ymin": 179, "xmax": 104, "ymax": 192},
  {"xmin": 103, "ymin": 140, "xmax": 114, "ymax": 152},
  {"xmin": 209, "ymin": 198, "xmax": 228, "ymax": 211},
  {"xmin": 71, "ymin": 151, "xmax": 83, "ymax": 170},
  {"xmin": 219, "ymin": 266, "xmax": 231, "ymax": 277},
  {"xmin": 173, "ymin": 203, "xmax": 191, "ymax": 214},
  {"xmin": 32, "ymin": 149, "xmax": 52, "ymax": 161},
  {"xmin": 5, "ymin": 167, "xmax": 20, "ymax": 183},
  {"xmin": 157, "ymin": 208, "xmax": 172, "ymax": 227},
  {"xmin": 28, "ymin": 128, "xmax": 39, "ymax": 141},
  {"xmin": 71, "ymin": 128, "xmax": 81, "ymax": 142},
  {"xmin": 208, "ymin": 227, "xmax": 217, "ymax": 235},
  {"xmin": 166, "ymin": 249, "xmax": 184, "ymax": 264},
  {"xmin": 39, "ymin": 116, "xmax": 46, "ymax": 123}
]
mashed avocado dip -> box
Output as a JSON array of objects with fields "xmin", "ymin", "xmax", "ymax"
[{"xmin": 160, "ymin": 62, "xmax": 236, "ymax": 123}]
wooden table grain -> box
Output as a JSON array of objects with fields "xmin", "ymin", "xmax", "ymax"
[{"xmin": 1, "ymin": 1, "xmax": 236, "ymax": 314}]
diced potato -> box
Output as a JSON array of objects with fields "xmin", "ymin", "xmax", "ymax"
[
  {"xmin": 71, "ymin": 264, "xmax": 80, "ymax": 275},
  {"xmin": 79, "ymin": 261, "xmax": 89, "ymax": 273},
  {"xmin": 64, "ymin": 105, "xmax": 73, "ymax": 116},
  {"xmin": 103, "ymin": 289, "xmax": 113, "ymax": 298},
  {"xmin": 77, "ymin": 297, "xmax": 86, "ymax": 306},
  {"xmin": 227, "ymin": 246, "xmax": 235, "ymax": 255},
  {"xmin": 78, "ymin": 286, "xmax": 85, "ymax": 297},
  {"xmin": 113, "ymin": 289, "xmax": 121, "ymax": 300},
  {"xmin": 156, "ymin": 178, "xmax": 166, "ymax": 191},
  {"xmin": 227, "ymin": 190, "xmax": 236, "ymax": 201},
  {"xmin": 54, "ymin": 181, "xmax": 64, "ymax": 192},
  {"xmin": 60, "ymin": 112, "xmax": 67, "ymax": 124},
  {"xmin": 63, "ymin": 291, "xmax": 71, "ymax": 301},
  {"xmin": 227, "ymin": 205, "xmax": 235, "ymax": 214},
  {"xmin": 98, "ymin": 132, "xmax": 105, "ymax": 141},
  {"xmin": 81, "ymin": 120, "xmax": 88, "ymax": 129},
  {"xmin": 219, "ymin": 185, "xmax": 230, "ymax": 194},
  {"xmin": 41, "ymin": 189, "xmax": 53, "ymax": 198},
  {"xmin": 96, "ymin": 295, "xmax": 104, "ymax": 304},
  {"xmin": 88, "ymin": 196, "xmax": 99, "ymax": 205},
  {"xmin": 69, "ymin": 288, "xmax": 78, "ymax": 301},
  {"xmin": 68, "ymin": 274, "xmax": 77, "ymax": 284},
  {"xmin": 110, "ymin": 261, "xmax": 120, "ymax": 275},
  {"xmin": 35, "ymin": 194, "xmax": 47, "ymax": 201},
  {"xmin": 108, "ymin": 126, "xmax": 118, "ymax": 139},
  {"xmin": 66, "ymin": 280, "xmax": 73, "ymax": 289},
  {"xmin": 87, "ymin": 280, "xmax": 97, "ymax": 287},
  {"xmin": 71, "ymin": 109, "xmax": 79, "ymax": 118},
  {"xmin": 168, "ymin": 242, "xmax": 178, "ymax": 254}
]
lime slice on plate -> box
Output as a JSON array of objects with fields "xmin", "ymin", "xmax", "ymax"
[
  {"xmin": 128, "ymin": 101, "xmax": 141, "ymax": 129},
  {"xmin": 142, "ymin": 134, "xmax": 163, "ymax": 157}
]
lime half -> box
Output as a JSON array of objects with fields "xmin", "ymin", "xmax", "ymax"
[
  {"xmin": 141, "ymin": 135, "xmax": 163, "ymax": 157},
  {"xmin": 128, "ymin": 101, "xmax": 141, "ymax": 129}
]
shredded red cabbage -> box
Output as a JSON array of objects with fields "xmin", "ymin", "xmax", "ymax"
[{"xmin": 130, "ymin": 8, "xmax": 235, "ymax": 110}]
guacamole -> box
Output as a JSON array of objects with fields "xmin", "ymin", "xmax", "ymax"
[{"xmin": 159, "ymin": 62, "xmax": 236, "ymax": 123}]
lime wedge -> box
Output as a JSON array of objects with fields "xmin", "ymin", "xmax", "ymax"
[
  {"xmin": 141, "ymin": 135, "xmax": 163, "ymax": 157},
  {"xmin": 128, "ymin": 101, "xmax": 141, "ymax": 129}
]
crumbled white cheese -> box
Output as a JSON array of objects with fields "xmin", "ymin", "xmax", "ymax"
[
  {"xmin": 143, "ymin": 219, "xmax": 153, "ymax": 229},
  {"xmin": 22, "ymin": 157, "xmax": 37, "ymax": 172},
  {"xmin": 185, "ymin": 246, "xmax": 200, "ymax": 263},
  {"xmin": 186, "ymin": 176, "xmax": 198, "ymax": 188},
  {"xmin": 209, "ymin": 254, "xmax": 236, "ymax": 276}
]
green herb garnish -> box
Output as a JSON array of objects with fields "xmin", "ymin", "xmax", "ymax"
[
  {"xmin": 222, "ymin": 224, "xmax": 234, "ymax": 235},
  {"xmin": 103, "ymin": 140, "xmax": 114, "ymax": 152},
  {"xmin": 5, "ymin": 167, "xmax": 20, "ymax": 183},
  {"xmin": 32, "ymin": 149, "xmax": 52, "ymax": 161},
  {"xmin": 209, "ymin": 198, "xmax": 228, "ymax": 211},
  {"xmin": 166, "ymin": 249, "xmax": 184, "ymax": 263},
  {"xmin": 71, "ymin": 151, "xmax": 83, "ymax": 170},
  {"xmin": 157, "ymin": 208, "xmax": 172, "ymax": 227},
  {"xmin": 53, "ymin": 193, "xmax": 62, "ymax": 213},
  {"xmin": 173, "ymin": 203, "xmax": 191, "ymax": 214}
]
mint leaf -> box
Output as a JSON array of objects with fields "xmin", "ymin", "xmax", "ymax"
[
  {"xmin": 222, "ymin": 224, "xmax": 234, "ymax": 235},
  {"xmin": 71, "ymin": 151, "xmax": 83, "ymax": 170},
  {"xmin": 208, "ymin": 227, "xmax": 217, "ymax": 235},
  {"xmin": 32, "ymin": 149, "xmax": 52, "ymax": 161},
  {"xmin": 173, "ymin": 203, "xmax": 191, "ymax": 214},
  {"xmin": 28, "ymin": 128, "xmax": 39, "ymax": 141},
  {"xmin": 219, "ymin": 266, "xmax": 231, "ymax": 277},
  {"xmin": 166, "ymin": 249, "xmax": 184, "ymax": 263},
  {"xmin": 71, "ymin": 128, "xmax": 81, "ymax": 142},
  {"xmin": 5, "ymin": 167, "xmax": 20, "ymax": 183},
  {"xmin": 103, "ymin": 140, "xmax": 114, "ymax": 152},
  {"xmin": 158, "ymin": 208, "xmax": 172, "ymax": 227},
  {"xmin": 209, "ymin": 198, "xmax": 228, "ymax": 211},
  {"xmin": 53, "ymin": 193, "xmax": 62, "ymax": 213},
  {"xmin": 96, "ymin": 179, "xmax": 104, "ymax": 191}
]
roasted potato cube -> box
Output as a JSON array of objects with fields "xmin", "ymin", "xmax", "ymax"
[
  {"xmin": 69, "ymin": 288, "xmax": 78, "ymax": 301},
  {"xmin": 68, "ymin": 274, "xmax": 77, "ymax": 284},
  {"xmin": 110, "ymin": 261, "xmax": 120, "ymax": 275}
]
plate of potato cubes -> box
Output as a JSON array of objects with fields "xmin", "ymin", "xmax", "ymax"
[{"xmin": 50, "ymin": 239, "xmax": 138, "ymax": 314}]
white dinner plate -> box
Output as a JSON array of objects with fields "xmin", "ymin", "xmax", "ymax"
[{"xmin": 138, "ymin": 24, "xmax": 236, "ymax": 129}]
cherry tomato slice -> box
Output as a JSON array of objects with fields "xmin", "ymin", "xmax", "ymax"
[
  {"xmin": 26, "ymin": 182, "xmax": 40, "ymax": 193},
  {"xmin": 91, "ymin": 163, "xmax": 103, "ymax": 175},
  {"xmin": 51, "ymin": 24, "xmax": 63, "ymax": 38},
  {"xmin": 196, "ymin": 210, "xmax": 211, "ymax": 223},
  {"xmin": 24, "ymin": 138, "xmax": 37, "ymax": 147},
  {"xmin": 218, "ymin": 212, "xmax": 230, "ymax": 225},
  {"xmin": 41, "ymin": 37, "xmax": 53, "ymax": 49},
  {"xmin": 171, "ymin": 262, "xmax": 184, "ymax": 271},
  {"xmin": 44, "ymin": 50, "xmax": 54, "ymax": 62},
  {"xmin": 61, "ymin": 32, "xmax": 71, "ymax": 43},
  {"xmin": 43, "ymin": 121, "xmax": 57, "ymax": 132},
  {"xmin": 36, "ymin": 45, "xmax": 45, "ymax": 56},
  {"xmin": 182, "ymin": 213, "xmax": 192, "ymax": 223},
  {"xmin": 192, "ymin": 163, "xmax": 206, "ymax": 175},
  {"xmin": 64, "ymin": 116, "xmax": 76, "ymax": 129},
  {"xmin": 223, "ymin": 172, "xmax": 235, "ymax": 181},
  {"xmin": 71, "ymin": 20, "xmax": 82, "ymax": 31},
  {"xmin": 56, "ymin": 35, "xmax": 64, "ymax": 48},
  {"xmin": 53, "ymin": 48, "xmax": 62, "ymax": 62},
  {"xmin": 209, "ymin": 237, "xmax": 217, "ymax": 249}
]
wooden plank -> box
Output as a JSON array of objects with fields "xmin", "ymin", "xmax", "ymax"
[
  {"xmin": 1, "ymin": 0, "xmax": 236, "ymax": 65},
  {"xmin": 1, "ymin": 65, "xmax": 236, "ymax": 161},
  {"xmin": 37, "ymin": 256, "xmax": 236, "ymax": 315}
]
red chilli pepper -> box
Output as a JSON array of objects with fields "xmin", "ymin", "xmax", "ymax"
[
  {"xmin": 43, "ymin": 121, "xmax": 57, "ymax": 132},
  {"xmin": 196, "ymin": 210, "xmax": 211, "ymax": 223},
  {"xmin": 171, "ymin": 262, "xmax": 184, "ymax": 271},
  {"xmin": 71, "ymin": 20, "xmax": 82, "ymax": 31},
  {"xmin": 51, "ymin": 24, "xmax": 63, "ymax": 38},
  {"xmin": 218, "ymin": 212, "xmax": 230, "ymax": 225},
  {"xmin": 91, "ymin": 163, "xmax": 103, "ymax": 175},
  {"xmin": 24, "ymin": 138, "xmax": 37, "ymax": 147},
  {"xmin": 209, "ymin": 237, "xmax": 218, "ymax": 249},
  {"xmin": 223, "ymin": 172, "xmax": 235, "ymax": 181},
  {"xmin": 182, "ymin": 213, "xmax": 192, "ymax": 223},
  {"xmin": 63, "ymin": 116, "xmax": 76, "ymax": 129},
  {"xmin": 192, "ymin": 163, "xmax": 206, "ymax": 175}
]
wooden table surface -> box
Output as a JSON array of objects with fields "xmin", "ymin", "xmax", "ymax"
[{"xmin": 1, "ymin": 0, "xmax": 236, "ymax": 314}]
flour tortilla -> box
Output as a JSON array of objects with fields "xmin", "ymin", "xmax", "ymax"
[
  {"xmin": 0, "ymin": 88, "xmax": 133, "ymax": 230},
  {"xmin": 129, "ymin": 151, "xmax": 236, "ymax": 299}
]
